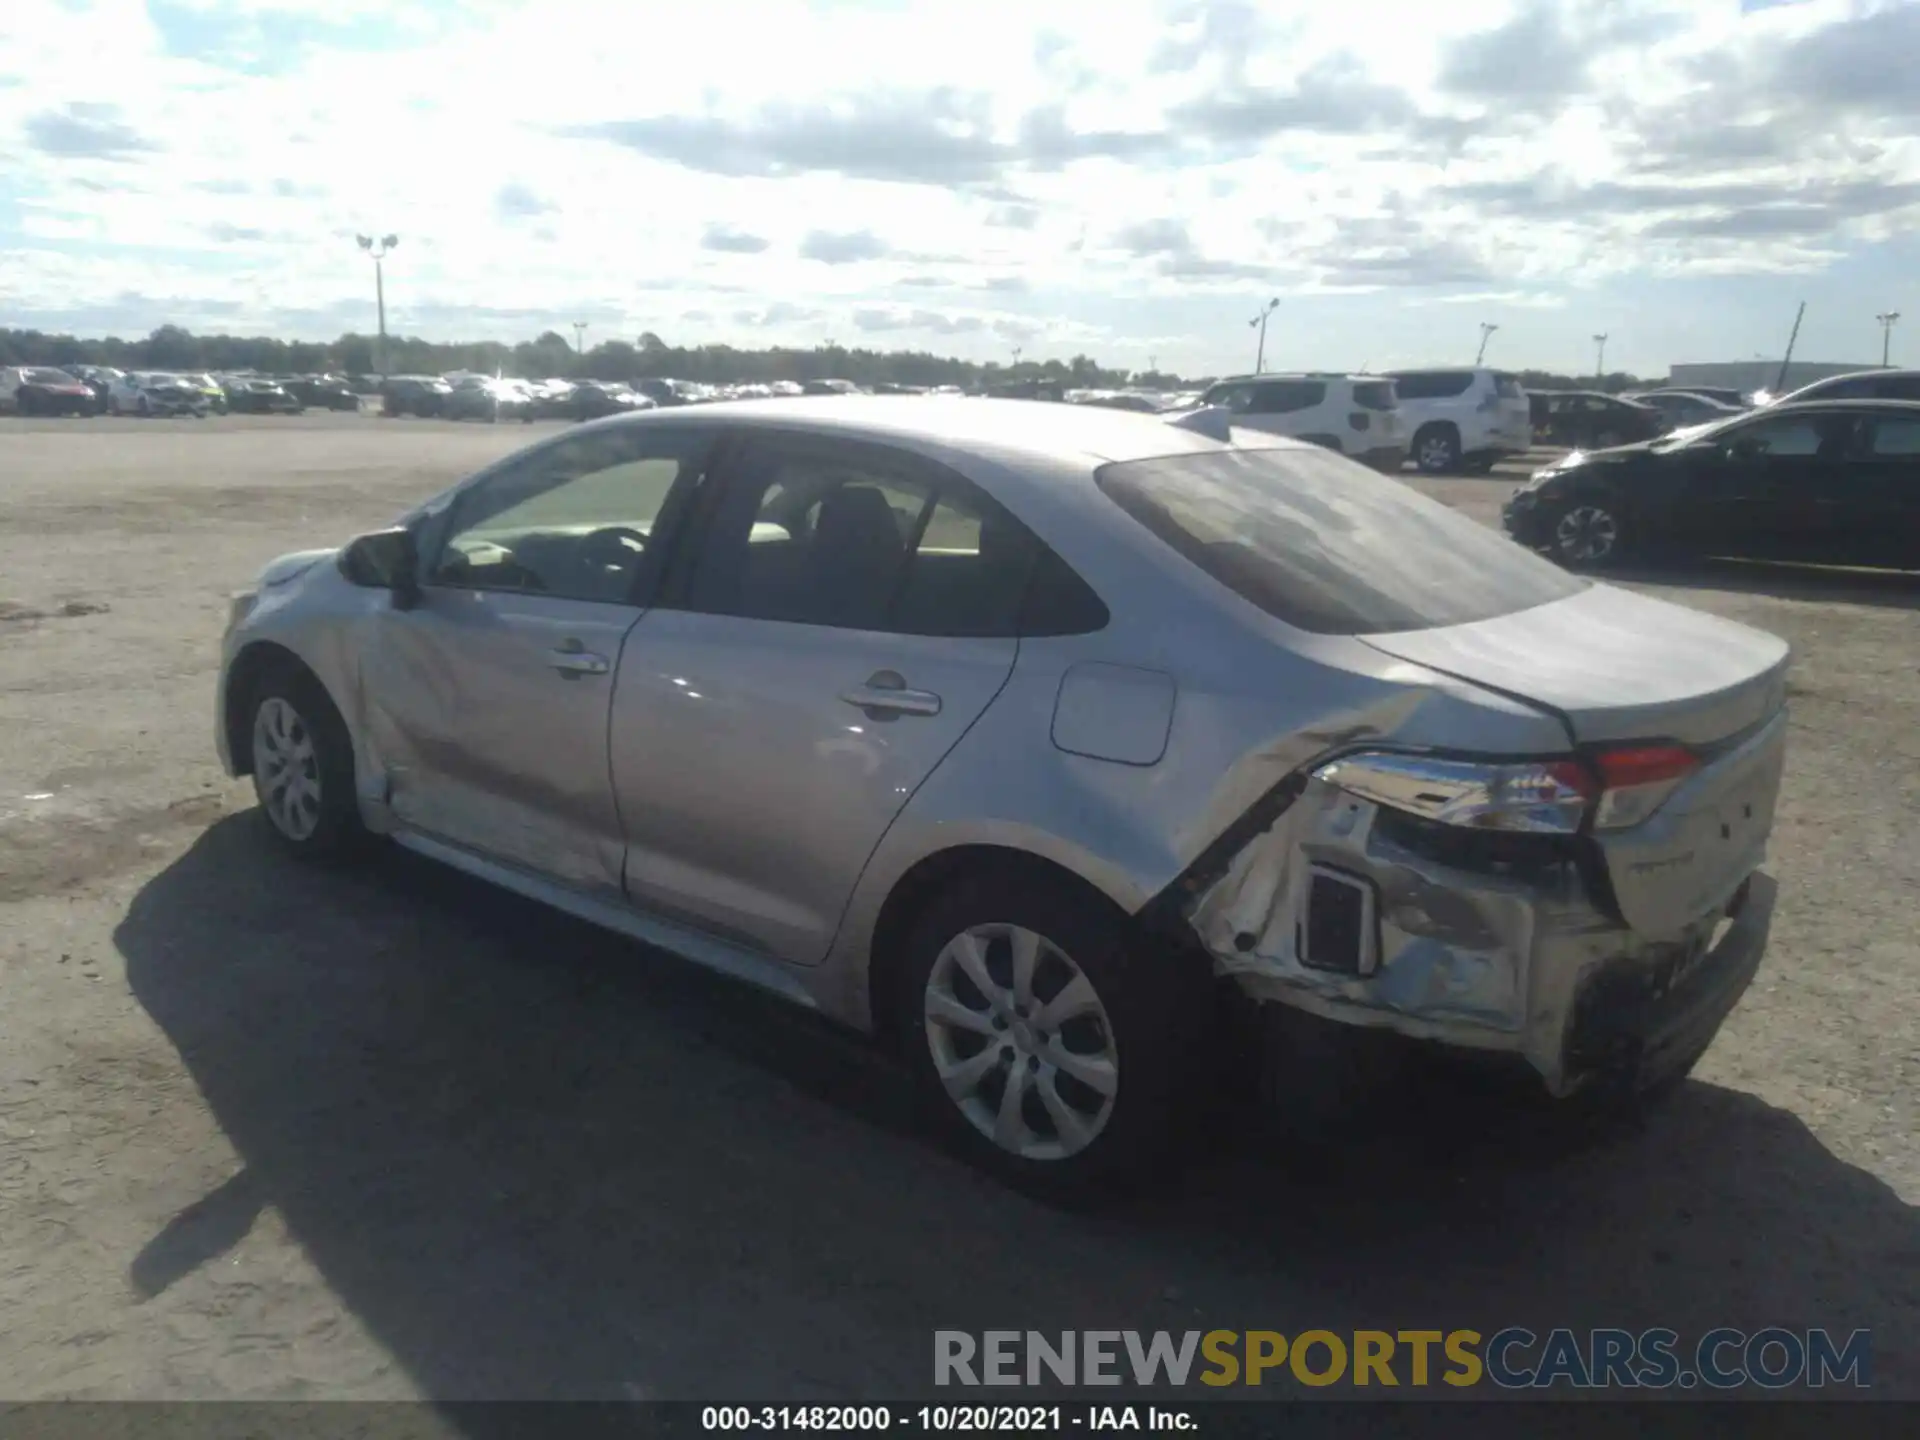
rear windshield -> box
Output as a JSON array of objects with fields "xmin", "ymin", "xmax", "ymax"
[
  {"xmin": 1352, "ymin": 381, "xmax": 1397, "ymax": 410},
  {"xmin": 1095, "ymin": 447, "xmax": 1588, "ymax": 635}
]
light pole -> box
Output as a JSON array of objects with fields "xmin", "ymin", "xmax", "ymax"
[
  {"xmin": 1876, "ymin": 311, "xmax": 1901, "ymax": 367},
  {"xmin": 1476, "ymin": 322, "xmax": 1499, "ymax": 365},
  {"xmin": 1248, "ymin": 297, "xmax": 1279, "ymax": 373},
  {"xmin": 573, "ymin": 322, "xmax": 588, "ymax": 354},
  {"xmin": 355, "ymin": 233, "xmax": 399, "ymax": 375},
  {"xmin": 1011, "ymin": 346, "xmax": 1024, "ymax": 370},
  {"xmin": 1592, "ymin": 332, "xmax": 1608, "ymax": 381}
]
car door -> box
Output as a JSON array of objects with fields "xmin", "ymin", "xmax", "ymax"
[
  {"xmin": 1843, "ymin": 412, "xmax": 1920, "ymax": 567},
  {"xmin": 1699, "ymin": 411, "xmax": 1859, "ymax": 560},
  {"xmin": 606, "ymin": 431, "xmax": 1029, "ymax": 964},
  {"xmin": 358, "ymin": 423, "xmax": 715, "ymax": 892}
]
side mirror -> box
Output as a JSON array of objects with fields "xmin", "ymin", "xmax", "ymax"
[{"xmin": 338, "ymin": 526, "xmax": 421, "ymax": 610}]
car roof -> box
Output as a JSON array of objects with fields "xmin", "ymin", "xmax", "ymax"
[
  {"xmin": 1205, "ymin": 371, "xmax": 1375, "ymax": 383},
  {"xmin": 1761, "ymin": 398, "xmax": 1920, "ymax": 414},
  {"xmin": 593, "ymin": 395, "xmax": 1282, "ymax": 472}
]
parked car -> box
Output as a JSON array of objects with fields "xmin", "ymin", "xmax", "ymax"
[
  {"xmin": 800, "ymin": 378, "xmax": 863, "ymax": 396},
  {"xmin": 1625, "ymin": 391, "xmax": 1747, "ymax": 433},
  {"xmin": 1, "ymin": 365, "xmax": 98, "ymax": 416},
  {"xmin": 286, "ymin": 376, "xmax": 361, "ymax": 411},
  {"xmin": 1384, "ymin": 367, "xmax": 1533, "ymax": 473},
  {"xmin": 1529, "ymin": 390, "xmax": 1665, "ymax": 451},
  {"xmin": 107, "ymin": 372, "xmax": 212, "ymax": 417},
  {"xmin": 1761, "ymin": 368, "xmax": 1920, "ymax": 407},
  {"xmin": 216, "ymin": 397, "xmax": 1788, "ymax": 1193},
  {"xmin": 1647, "ymin": 385, "xmax": 1750, "ymax": 409},
  {"xmin": 178, "ymin": 373, "xmax": 229, "ymax": 413},
  {"xmin": 380, "ymin": 376, "xmax": 454, "ymax": 417},
  {"xmin": 225, "ymin": 378, "xmax": 305, "ymax": 415},
  {"xmin": 445, "ymin": 376, "xmax": 537, "ymax": 423},
  {"xmin": 569, "ymin": 381, "xmax": 655, "ymax": 421},
  {"xmin": 1504, "ymin": 399, "xmax": 1920, "ymax": 570},
  {"xmin": 528, "ymin": 378, "xmax": 581, "ymax": 419},
  {"xmin": 1194, "ymin": 373, "xmax": 1404, "ymax": 471},
  {"xmin": 67, "ymin": 365, "xmax": 122, "ymax": 414}
]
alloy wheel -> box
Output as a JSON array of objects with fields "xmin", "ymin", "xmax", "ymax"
[
  {"xmin": 1555, "ymin": 505, "xmax": 1619, "ymax": 563},
  {"xmin": 253, "ymin": 696, "xmax": 323, "ymax": 841},
  {"xmin": 923, "ymin": 923, "xmax": 1120, "ymax": 1162}
]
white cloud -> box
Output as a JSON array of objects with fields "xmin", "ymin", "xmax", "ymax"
[{"xmin": 1, "ymin": 0, "xmax": 1916, "ymax": 375}]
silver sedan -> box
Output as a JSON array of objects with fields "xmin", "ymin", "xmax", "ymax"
[{"xmin": 216, "ymin": 398, "xmax": 1790, "ymax": 1194}]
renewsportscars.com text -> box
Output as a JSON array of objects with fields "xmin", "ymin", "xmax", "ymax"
[{"xmin": 934, "ymin": 1328, "xmax": 1871, "ymax": 1390}]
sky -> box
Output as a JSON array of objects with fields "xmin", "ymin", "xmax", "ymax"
[{"xmin": 0, "ymin": 0, "xmax": 1915, "ymax": 377}]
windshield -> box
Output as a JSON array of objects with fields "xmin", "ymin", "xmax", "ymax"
[
  {"xmin": 1650, "ymin": 409, "xmax": 1756, "ymax": 448},
  {"xmin": 1095, "ymin": 447, "xmax": 1588, "ymax": 635},
  {"xmin": 27, "ymin": 368, "xmax": 74, "ymax": 384}
]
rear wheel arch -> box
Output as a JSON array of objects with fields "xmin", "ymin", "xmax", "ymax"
[{"xmin": 866, "ymin": 844, "xmax": 1133, "ymax": 1053}]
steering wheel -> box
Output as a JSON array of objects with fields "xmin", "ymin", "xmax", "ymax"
[{"xmin": 579, "ymin": 526, "xmax": 648, "ymax": 564}]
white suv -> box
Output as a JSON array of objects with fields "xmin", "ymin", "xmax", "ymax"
[
  {"xmin": 1384, "ymin": 367, "xmax": 1532, "ymax": 474},
  {"xmin": 1195, "ymin": 373, "xmax": 1404, "ymax": 470}
]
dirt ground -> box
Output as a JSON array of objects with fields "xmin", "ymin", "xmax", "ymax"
[{"xmin": 0, "ymin": 411, "xmax": 1914, "ymax": 1403}]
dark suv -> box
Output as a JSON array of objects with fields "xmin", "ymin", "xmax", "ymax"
[{"xmin": 1770, "ymin": 369, "xmax": 1920, "ymax": 406}]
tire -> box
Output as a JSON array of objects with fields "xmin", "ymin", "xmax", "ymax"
[
  {"xmin": 1544, "ymin": 495, "xmax": 1630, "ymax": 569},
  {"xmin": 893, "ymin": 868, "xmax": 1211, "ymax": 1200},
  {"xmin": 245, "ymin": 667, "xmax": 364, "ymax": 861},
  {"xmin": 1412, "ymin": 423, "xmax": 1461, "ymax": 474}
]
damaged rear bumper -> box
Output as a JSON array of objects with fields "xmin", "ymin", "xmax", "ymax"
[{"xmin": 1179, "ymin": 776, "xmax": 1773, "ymax": 1097}]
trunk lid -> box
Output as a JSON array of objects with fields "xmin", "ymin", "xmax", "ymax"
[
  {"xmin": 1361, "ymin": 583, "xmax": 1791, "ymax": 938},
  {"xmin": 1358, "ymin": 583, "xmax": 1788, "ymax": 748}
]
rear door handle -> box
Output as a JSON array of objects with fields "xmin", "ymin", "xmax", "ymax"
[
  {"xmin": 549, "ymin": 640, "xmax": 610, "ymax": 677},
  {"xmin": 840, "ymin": 669, "xmax": 942, "ymax": 717}
]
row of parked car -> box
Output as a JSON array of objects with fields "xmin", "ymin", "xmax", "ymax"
[{"xmin": 0, "ymin": 364, "xmax": 362, "ymax": 417}]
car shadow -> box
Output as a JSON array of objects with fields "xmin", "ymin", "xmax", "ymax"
[
  {"xmin": 117, "ymin": 817, "xmax": 1916, "ymax": 1404},
  {"xmin": 1609, "ymin": 556, "xmax": 1920, "ymax": 612}
]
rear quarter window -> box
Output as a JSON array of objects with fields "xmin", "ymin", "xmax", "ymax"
[
  {"xmin": 1095, "ymin": 447, "xmax": 1587, "ymax": 635},
  {"xmin": 1352, "ymin": 381, "xmax": 1397, "ymax": 410},
  {"xmin": 1387, "ymin": 370, "xmax": 1475, "ymax": 400},
  {"xmin": 1493, "ymin": 373, "xmax": 1525, "ymax": 399}
]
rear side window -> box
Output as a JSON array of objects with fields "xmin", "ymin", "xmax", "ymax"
[
  {"xmin": 1252, "ymin": 380, "xmax": 1326, "ymax": 413},
  {"xmin": 1352, "ymin": 381, "xmax": 1397, "ymax": 410},
  {"xmin": 1201, "ymin": 383, "xmax": 1255, "ymax": 412},
  {"xmin": 1094, "ymin": 447, "xmax": 1587, "ymax": 635},
  {"xmin": 1493, "ymin": 373, "xmax": 1525, "ymax": 400},
  {"xmin": 1866, "ymin": 417, "xmax": 1920, "ymax": 456},
  {"xmin": 1388, "ymin": 371, "xmax": 1475, "ymax": 400}
]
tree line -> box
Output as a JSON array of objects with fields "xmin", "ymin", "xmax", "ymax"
[{"xmin": 0, "ymin": 323, "xmax": 1655, "ymax": 392}]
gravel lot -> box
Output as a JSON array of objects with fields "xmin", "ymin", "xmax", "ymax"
[{"xmin": 0, "ymin": 412, "xmax": 1914, "ymax": 1402}]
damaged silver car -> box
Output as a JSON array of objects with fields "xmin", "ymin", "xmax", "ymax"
[{"xmin": 216, "ymin": 398, "xmax": 1789, "ymax": 1192}]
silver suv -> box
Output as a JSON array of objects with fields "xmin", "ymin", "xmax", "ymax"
[
  {"xmin": 1386, "ymin": 367, "xmax": 1533, "ymax": 473},
  {"xmin": 1196, "ymin": 373, "xmax": 1404, "ymax": 471}
]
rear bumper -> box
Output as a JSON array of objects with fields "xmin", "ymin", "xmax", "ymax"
[{"xmin": 1183, "ymin": 775, "xmax": 1775, "ymax": 1097}]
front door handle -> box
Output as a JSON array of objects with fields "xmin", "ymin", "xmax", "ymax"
[
  {"xmin": 840, "ymin": 669, "xmax": 942, "ymax": 717},
  {"xmin": 549, "ymin": 640, "xmax": 610, "ymax": 677}
]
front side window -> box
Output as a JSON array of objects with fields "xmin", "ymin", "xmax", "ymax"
[
  {"xmin": 1866, "ymin": 416, "xmax": 1920, "ymax": 457},
  {"xmin": 1201, "ymin": 383, "xmax": 1256, "ymax": 413},
  {"xmin": 429, "ymin": 427, "xmax": 709, "ymax": 605},
  {"xmin": 1095, "ymin": 446, "xmax": 1587, "ymax": 635},
  {"xmin": 1730, "ymin": 416, "xmax": 1826, "ymax": 457}
]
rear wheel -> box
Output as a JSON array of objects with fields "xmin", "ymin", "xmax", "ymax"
[
  {"xmin": 1412, "ymin": 424, "xmax": 1461, "ymax": 474},
  {"xmin": 894, "ymin": 869, "xmax": 1210, "ymax": 1199},
  {"xmin": 247, "ymin": 668, "xmax": 363, "ymax": 861}
]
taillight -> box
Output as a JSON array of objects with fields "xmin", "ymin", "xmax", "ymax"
[
  {"xmin": 1591, "ymin": 743, "xmax": 1697, "ymax": 829},
  {"xmin": 1312, "ymin": 753, "xmax": 1595, "ymax": 834},
  {"xmin": 1314, "ymin": 744, "xmax": 1697, "ymax": 836}
]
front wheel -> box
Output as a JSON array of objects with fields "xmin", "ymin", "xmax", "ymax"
[
  {"xmin": 895, "ymin": 870, "xmax": 1210, "ymax": 1199},
  {"xmin": 247, "ymin": 670, "xmax": 363, "ymax": 860},
  {"xmin": 1547, "ymin": 498, "xmax": 1630, "ymax": 568}
]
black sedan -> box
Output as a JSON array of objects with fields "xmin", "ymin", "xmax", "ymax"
[
  {"xmin": 379, "ymin": 376, "xmax": 454, "ymax": 417},
  {"xmin": 1529, "ymin": 390, "xmax": 1665, "ymax": 449},
  {"xmin": 1503, "ymin": 399, "xmax": 1920, "ymax": 570},
  {"xmin": 569, "ymin": 381, "xmax": 654, "ymax": 420},
  {"xmin": 285, "ymin": 376, "xmax": 360, "ymax": 411},
  {"xmin": 226, "ymin": 379, "xmax": 305, "ymax": 414}
]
